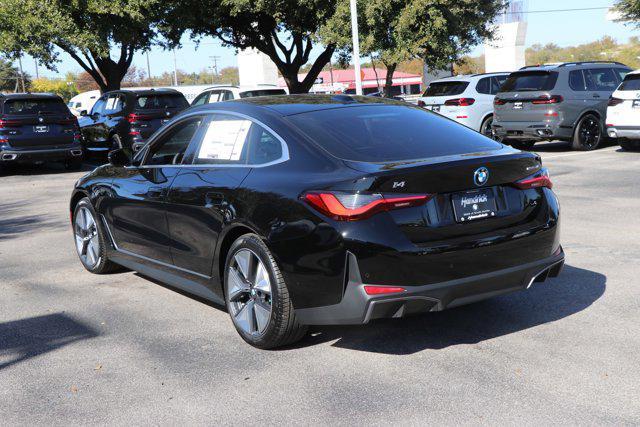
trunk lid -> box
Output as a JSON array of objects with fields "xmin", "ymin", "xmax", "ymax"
[{"xmin": 494, "ymin": 70, "xmax": 561, "ymax": 123}]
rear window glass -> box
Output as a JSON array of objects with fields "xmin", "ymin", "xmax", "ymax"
[
  {"xmin": 239, "ymin": 89, "xmax": 287, "ymax": 98},
  {"xmin": 136, "ymin": 94, "xmax": 188, "ymax": 110},
  {"xmin": 288, "ymin": 105, "xmax": 501, "ymax": 163},
  {"xmin": 500, "ymin": 71, "xmax": 559, "ymax": 92},
  {"xmin": 4, "ymin": 98, "xmax": 68, "ymax": 115},
  {"xmin": 618, "ymin": 74, "xmax": 640, "ymax": 91},
  {"xmin": 423, "ymin": 81, "xmax": 469, "ymax": 97}
]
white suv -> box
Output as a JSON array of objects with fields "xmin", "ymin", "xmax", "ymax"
[
  {"xmin": 418, "ymin": 72, "xmax": 510, "ymax": 137},
  {"xmin": 191, "ymin": 85, "xmax": 287, "ymax": 106},
  {"xmin": 606, "ymin": 69, "xmax": 640, "ymax": 150}
]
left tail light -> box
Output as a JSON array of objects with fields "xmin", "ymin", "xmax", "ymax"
[
  {"xmin": 513, "ymin": 168, "xmax": 553, "ymax": 190},
  {"xmin": 444, "ymin": 98, "xmax": 475, "ymax": 106},
  {"xmin": 302, "ymin": 192, "xmax": 432, "ymax": 221},
  {"xmin": 608, "ymin": 97, "xmax": 624, "ymax": 107}
]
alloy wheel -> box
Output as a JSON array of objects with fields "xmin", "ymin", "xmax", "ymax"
[
  {"xmin": 227, "ymin": 249, "xmax": 272, "ymax": 336},
  {"xmin": 74, "ymin": 206, "xmax": 101, "ymax": 268},
  {"xmin": 578, "ymin": 117, "xmax": 601, "ymax": 149},
  {"xmin": 481, "ymin": 117, "xmax": 493, "ymax": 138}
]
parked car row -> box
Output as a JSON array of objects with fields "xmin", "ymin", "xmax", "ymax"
[{"xmin": 419, "ymin": 61, "xmax": 638, "ymax": 151}]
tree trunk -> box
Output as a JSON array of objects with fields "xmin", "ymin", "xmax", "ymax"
[{"xmin": 383, "ymin": 63, "xmax": 397, "ymax": 98}]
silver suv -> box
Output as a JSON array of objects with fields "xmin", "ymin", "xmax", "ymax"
[{"xmin": 492, "ymin": 61, "xmax": 631, "ymax": 150}]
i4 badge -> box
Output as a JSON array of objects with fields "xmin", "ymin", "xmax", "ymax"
[{"xmin": 474, "ymin": 167, "xmax": 489, "ymax": 186}]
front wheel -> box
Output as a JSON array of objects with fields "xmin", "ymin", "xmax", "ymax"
[
  {"xmin": 572, "ymin": 114, "xmax": 602, "ymax": 151},
  {"xmin": 73, "ymin": 198, "xmax": 120, "ymax": 274},
  {"xmin": 224, "ymin": 234, "xmax": 307, "ymax": 349}
]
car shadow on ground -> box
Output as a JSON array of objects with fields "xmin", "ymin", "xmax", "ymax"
[
  {"xmin": 294, "ymin": 264, "xmax": 605, "ymax": 354},
  {"xmin": 0, "ymin": 313, "xmax": 99, "ymax": 370}
]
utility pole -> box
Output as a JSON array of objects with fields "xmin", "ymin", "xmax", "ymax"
[
  {"xmin": 34, "ymin": 58, "xmax": 39, "ymax": 79},
  {"xmin": 209, "ymin": 55, "xmax": 220, "ymax": 83},
  {"xmin": 17, "ymin": 55, "xmax": 25, "ymax": 92},
  {"xmin": 146, "ymin": 51, "xmax": 151, "ymax": 81},
  {"xmin": 172, "ymin": 49, "xmax": 178, "ymax": 86},
  {"xmin": 349, "ymin": 0, "xmax": 363, "ymax": 95}
]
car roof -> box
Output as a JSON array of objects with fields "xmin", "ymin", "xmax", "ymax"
[
  {"xmin": 430, "ymin": 72, "xmax": 511, "ymax": 83},
  {"xmin": 109, "ymin": 88, "xmax": 182, "ymax": 96},
  {"xmin": 201, "ymin": 85, "xmax": 284, "ymax": 92},
  {"xmin": 187, "ymin": 94, "xmax": 406, "ymax": 117},
  {"xmin": 518, "ymin": 61, "xmax": 630, "ymax": 72},
  {"xmin": 0, "ymin": 92, "xmax": 62, "ymax": 100},
  {"xmin": 625, "ymin": 69, "xmax": 640, "ymax": 76}
]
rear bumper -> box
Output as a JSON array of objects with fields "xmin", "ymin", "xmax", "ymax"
[
  {"xmin": 607, "ymin": 126, "xmax": 640, "ymax": 140},
  {"xmin": 492, "ymin": 120, "xmax": 573, "ymax": 141},
  {"xmin": 295, "ymin": 249, "xmax": 565, "ymax": 325},
  {"xmin": 0, "ymin": 147, "xmax": 83, "ymax": 163}
]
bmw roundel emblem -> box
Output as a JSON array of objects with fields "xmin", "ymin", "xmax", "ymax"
[{"xmin": 474, "ymin": 167, "xmax": 489, "ymax": 186}]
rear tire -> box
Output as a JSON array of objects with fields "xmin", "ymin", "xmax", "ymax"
[
  {"xmin": 73, "ymin": 198, "xmax": 121, "ymax": 274},
  {"xmin": 110, "ymin": 134, "xmax": 123, "ymax": 151},
  {"xmin": 572, "ymin": 114, "xmax": 602, "ymax": 151},
  {"xmin": 510, "ymin": 140, "xmax": 536, "ymax": 150},
  {"xmin": 480, "ymin": 115, "xmax": 494, "ymax": 139},
  {"xmin": 224, "ymin": 233, "xmax": 308, "ymax": 349}
]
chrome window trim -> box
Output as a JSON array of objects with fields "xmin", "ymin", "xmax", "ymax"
[{"xmin": 134, "ymin": 109, "xmax": 290, "ymax": 169}]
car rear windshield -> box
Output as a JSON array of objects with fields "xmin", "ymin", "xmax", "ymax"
[
  {"xmin": 3, "ymin": 98, "xmax": 68, "ymax": 115},
  {"xmin": 135, "ymin": 94, "xmax": 189, "ymax": 110},
  {"xmin": 500, "ymin": 71, "xmax": 559, "ymax": 92},
  {"xmin": 239, "ymin": 89, "xmax": 287, "ymax": 98},
  {"xmin": 619, "ymin": 74, "xmax": 640, "ymax": 91},
  {"xmin": 423, "ymin": 81, "xmax": 469, "ymax": 97},
  {"xmin": 288, "ymin": 105, "xmax": 502, "ymax": 163}
]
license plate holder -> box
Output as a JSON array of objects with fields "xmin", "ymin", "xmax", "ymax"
[
  {"xmin": 451, "ymin": 189, "xmax": 497, "ymax": 223},
  {"xmin": 428, "ymin": 105, "xmax": 440, "ymax": 112},
  {"xmin": 513, "ymin": 102, "xmax": 523, "ymax": 110},
  {"xmin": 34, "ymin": 125, "xmax": 49, "ymax": 133}
]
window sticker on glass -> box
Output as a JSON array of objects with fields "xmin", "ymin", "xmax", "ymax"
[{"xmin": 198, "ymin": 119, "xmax": 251, "ymax": 161}]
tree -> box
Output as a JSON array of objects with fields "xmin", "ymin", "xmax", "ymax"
[
  {"xmin": 614, "ymin": 0, "xmax": 640, "ymax": 26},
  {"xmin": 345, "ymin": 0, "xmax": 506, "ymax": 96},
  {"xmin": 0, "ymin": 0, "xmax": 172, "ymax": 92},
  {"xmin": 0, "ymin": 57, "xmax": 28, "ymax": 92},
  {"xmin": 161, "ymin": 0, "xmax": 348, "ymax": 93},
  {"xmin": 30, "ymin": 78, "xmax": 79, "ymax": 101}
]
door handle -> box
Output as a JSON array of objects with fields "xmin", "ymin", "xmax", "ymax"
[
  {"xmin": 592, "ymin": 94, "xmax": 601, "ymax": 98},
  {"xmin": 147, "ymin": 187, "xmax": 165, "ymax": 199}
]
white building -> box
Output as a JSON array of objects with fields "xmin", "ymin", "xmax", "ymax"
[{"xmin": 484, "ymin": 1, "xmax": 528, "ymax": 73}]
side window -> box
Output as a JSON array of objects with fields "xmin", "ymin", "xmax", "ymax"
[
  {"xmin": 192, "ymin": 91, "xmax": 210, "ymax": 106},
  {"xmin": 569, "ymin": 70, "xmax": 586, "ymax": 91},
  {"xmin": 492, "ymin": 76, "xmax": 508, "ymax": 94},
  {"xmin": 585, "ymin": 68, "xmax": 618, "ymax": 91},
  {"xmin": 615, "ymin": 68, "xmax": 630, "ymax": 82},
  {"xmin": 91, "ymin": 97, "xmax": 107, "ymax": 116},
  {"xmin": 222, "ymin": 90, "xmax": 235, "ymax": 101},
  {"xmin": 208, "ymin": 91, "xmax": 222, "ymax": 103},
  {"xmin": 195, "ymin": 116, "xmax": 252, "ymax": 164},
  {"xmin": 145, "ymin": 117, "xmax": 203, "ymax": 166},
  {"xmin": 475, "ymin": 77, "xmax": 491, "ymax": 95},
  {"xmin": 104, "ymin": 94, "xmax": 124, "ymax": 115},
  {"xmin": 246, "ymin": 125, "xmax": 283, "ymax": 165}
]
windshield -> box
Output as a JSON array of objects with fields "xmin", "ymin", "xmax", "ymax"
[
  {"xmin": 500, "ymin": 71, "xmax": 559, "ymax": 92},
  {"xmin": 239, "ymin": 89, "xmax": 287, "ymax": 98},
  {"xmin": 288, "ymin": 105, "xmax": 501, "ymax": 163},
  {"xmin": 136, "ymin": 94, "xmax": 189, "ymax": 110},
  {"xmin": 619, "ymin": 74, "xmax": 640, "ymax": 91},
  {"xmin": 423, "ymin": 81, "xmax": 469, "ymax": 97},
  {"xmin": 4, "ymin": 98, "xmax": 68, "ymax": 115}
]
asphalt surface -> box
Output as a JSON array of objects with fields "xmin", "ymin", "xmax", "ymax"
[{"xmin": 1, "ymin": 142, "xmax": 639, "ymax": 425}]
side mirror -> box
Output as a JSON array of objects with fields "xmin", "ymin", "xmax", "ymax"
[
  {"xmin": 108, "ymin": 148, "xmax": 132, "ymax": 167},
  {"xmin": 80, "ymin": 110, "xmax": 88, "ymax": 116}
]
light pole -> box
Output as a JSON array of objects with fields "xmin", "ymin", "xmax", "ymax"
[
  {"xmin": 349, "ymin": 0, "xmax": 363, "ymax": 95},
  {"xmin": 172, "ymin": 49, "xmax": 178, "ymax": 86}
]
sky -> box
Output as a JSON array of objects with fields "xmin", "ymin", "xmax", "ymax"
[{"xmin": 17, "ymin": 0, "xmax": 640, "ymax": 80}]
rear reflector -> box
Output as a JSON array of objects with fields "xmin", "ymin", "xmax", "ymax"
[
  {"xmin": 303, "ymin": 192, "xmax": 431, "ymax": 221},
  {"xmin": 514, "ymin": 168, "xmax": 552, "ymax": 190},
  {"xmin": 363, "ymin": 286, "xmax": 406, "ymax": 295}
]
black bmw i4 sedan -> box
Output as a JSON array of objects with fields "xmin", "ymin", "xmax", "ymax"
[{"xmin": 70, "ymin": 95, "xmax": 563, "ymax": 348}]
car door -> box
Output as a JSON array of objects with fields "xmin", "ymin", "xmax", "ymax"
[
  {"xmin": 80, "ymin": 95, "xmax": 106, "ymax": 148},
  {"xmin": 585, "ymin": 68, "xmax": 619, "ymax": 116},
  {"xmin": 105, "ymin": 116, "xmax": 205, "ymax": 263},
  {"xmin": 207, "ymin": 90, "xmax": 223, "ymax": 103},
  {"xmin": 103, "ymin": 93, "xmax": 126, "ymax": 147},
  {"xmin": 166, "ymin": 113, "xmax": 287, "ymax": 281}
]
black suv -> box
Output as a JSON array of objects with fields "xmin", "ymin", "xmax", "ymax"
[
  {"xmin": 79, "ymin": 88, "xmax": 189, "ymax": 155},
  {"xmin": 0, "ymin": 93, "xmax": 83, "ymax": 171}
]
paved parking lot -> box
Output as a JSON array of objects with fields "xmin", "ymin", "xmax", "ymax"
[{"xmin": 1, "ymin": 143, "xmax": 639, "ymax": 425}]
